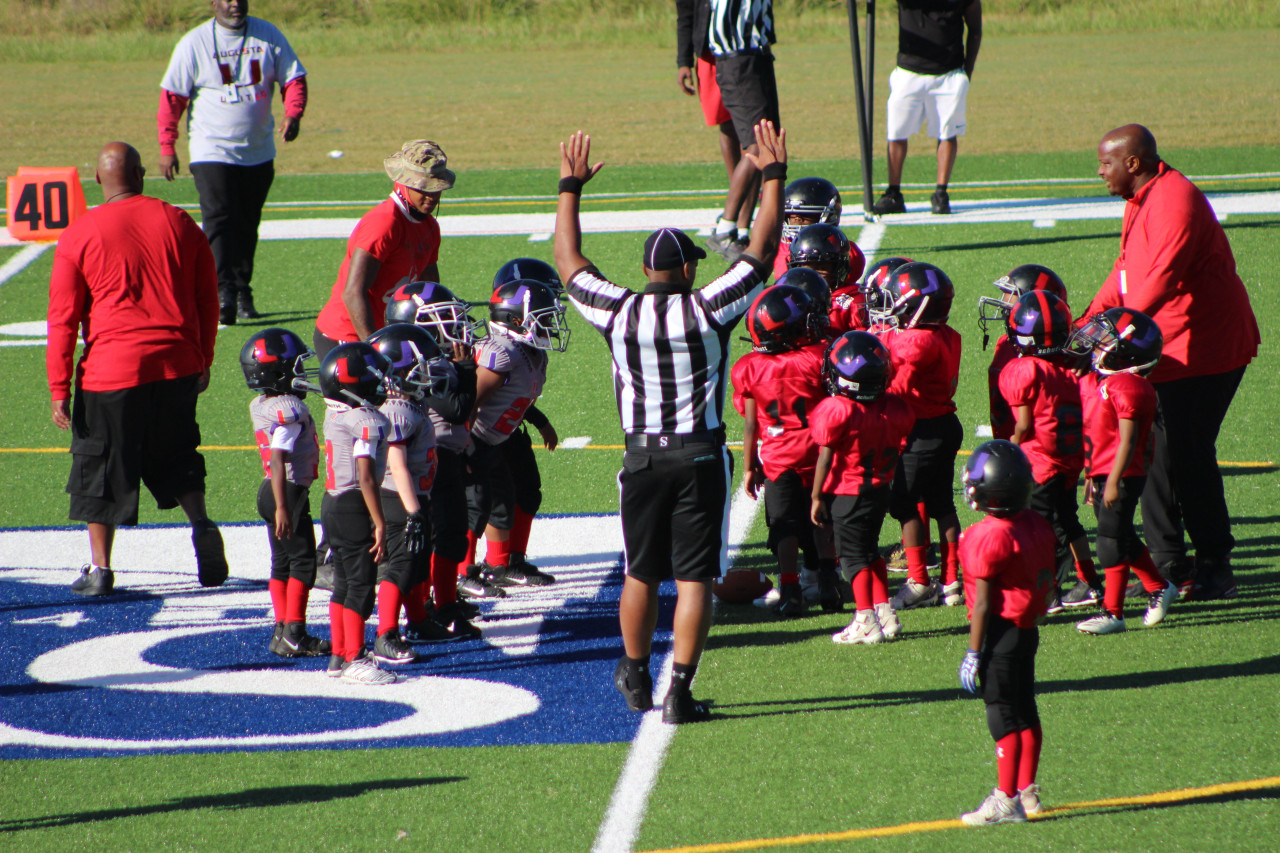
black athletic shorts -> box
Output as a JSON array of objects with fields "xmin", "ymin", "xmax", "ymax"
[
  {"xmin": 980, "ymin": 616, "xmax": 1040, "ymax": 741},
  {"xmin": 1028, "ymin": 472, "xmax": 1085, "ymax": 545},
  {"xmin": 66, "ymin": 374, "xmax": 206, "ymax": 526},
  {"xmin": 465, "ymin": 437, "xmax": 516, "ymax": 533},
  {"xmin": 763, "ymin": 469, "xmax": 811, "ymax": 551},
  {"xmin": 828, "ymin": 486, "xmax": 892, "ymax": 580},
  {"xmin": 889, "ymin": 413, "xmax": 962, "ymax": 522},
  {"xmin": 715, "ymin": 50, "xmax": 781, "ymax": 150},
  {"xmin": 1092, "ymin": 475, "xmax": 1147, "ymax": 567}
]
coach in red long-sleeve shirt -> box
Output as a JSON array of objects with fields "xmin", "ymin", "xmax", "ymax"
[
  {"xmin": 47, "ymin": 142, "xmax": 227, "ymax": 598},
  {"xmin": 1084, "ymin": 124, "xmax": 1259, "ymax": 599}
]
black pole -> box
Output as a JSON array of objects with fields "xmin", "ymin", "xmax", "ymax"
[
  {"xmin": 866, "ymin": 0, "xmax": 876, "ymax": 191},
  {"xmin": 845, "ymin": 0, "xmax": 874, "ymax": 220}
]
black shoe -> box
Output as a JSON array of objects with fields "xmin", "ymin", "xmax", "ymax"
[
  {"xmin": 459, "ymin": 567, "xmax": 507, "ymax": 599},
  {"xmin": 373, "ymin": 630, "xmax": 419, "ymax": 665},
  {"xmin": 1124, "ymin": 580, "xmax": 1146, "ymax": 600},
  {"xmin": 662, "ymin": 689, "xmax": 711, "ymax": 724},
  {"xmin": 268, "ymin": 621, "xmax": 286, "ymax": 655},
  {"xmin": 1046, "ymin": 586, "xmax": 1065, "ymax": 615},
  {"xmin": 191, "ymin": 518, "xmax": 228, "ymax": 587},
  {"xmin": 481, "ymin": 560, "xmax": 552, "ymax": 588},
  {"xmin": 817, "ymin": 569, "xmax": 844, "ymax": 613},
  {"xmin": 1061, "ymin": 581, "xmax": 1101, "ymax": 609},
  {"xmin": 1188, "ymin": 555, "xmax": 1238, "ymax": 601},
  {"xmin": 871, "ymin": 189, "xmax": 906, "ymax": 215},
  {"xmin": 440, "ymin": 598, "xmax": 480, "ymax": 621},
  {"xmin": 509, "ymin": 555, "xmax": 557, "ymax": 586},
  {"xmin": 278, "ymin": 621, "xmax": 331, "ymax": 657},
  {"xmin": 313, "ymin": 560, "xmax": 335, "ymax": 592},
  {"xmin": 614, "ymin": 656, "xmax": 654, "ymax": 712},
  {"xmin": 219, "ymin": 302, "xmax": 237, "ymax": 326},
  {"xmin": 930, "ymin": 189, "xmax": 951, "ymax": 215},
  {"xmin": 237, "ymin": 293, "xmax": 261, "ymax": 320},
  {"xmin": 773, "ymin": 582, "xmax": 806, "ymax": 618},
  {"xmin": 404, "ymin": 618, "xmax": 456, "ymax": 643},
  {"xmin": 71, "ymin": 564, "xmax": 114, "ymax": 596},
  {"xmin": 704, "ymin": 231, "xmax": 740, "ymax": 260}
]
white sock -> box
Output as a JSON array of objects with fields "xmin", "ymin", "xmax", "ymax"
[{"xmin": 714, "ymin": 217, "xmax": 737, "ymax": 237}]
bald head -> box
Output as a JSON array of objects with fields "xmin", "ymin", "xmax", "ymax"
[
  {"xmin": 1100, "ymin": 125, "xmax": 1158, "ymax": 167},
  {"xmin": 1096, "ymin": 125, "xmax": 1160, "ymax": 200},
  {"xmin": 96, "ymin": 142, "xmax": 145, "ymax": 200}
]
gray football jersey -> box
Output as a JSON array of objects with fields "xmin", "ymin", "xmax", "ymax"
[
  {"xmin": 323, "ymin": 401, "xmax": 390, "ymax": 496},
  {"xmin": 471, "ymin": 332, "xmax": 547, "ymax": 446},
  {"xmin": 249, "ymin": 393, "xmax": 319, "ymax": 487},
  {"xmin": 379, "ymin": 396, "xmax": 437, "ymax": 496}
]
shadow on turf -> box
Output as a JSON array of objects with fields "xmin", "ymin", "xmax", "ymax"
[
  {"xmin": 1033, "ymin": 782, "xmax": 1280, "ymax": 823},
  {"xmin": 0, "ymin": 776, "xmax": 464, "ymax": 833},
  {"xmin": 895, "ymin": 228, "xmax": 1121, "ymax": 256}
]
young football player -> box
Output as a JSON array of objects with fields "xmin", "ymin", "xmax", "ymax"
[
  {"xmin": 732, "ymin": 284, "xmax": 834, "ymax": 616},
  {"xmin": 862, "ymin": 256, "xmax": 913, "ymax": 336},
  {"xmin": 810, "ymin": 331, "xmax": 916, "ymax": 643},
  {"xmin": 1069, "ymin": 308, "xmax": 1178, "ymax": 634},
  {"xmin": 880, "ymin": 262, "xmax": 964, "ymax": 609},
  {"xmin": 957, "ymin": 440, "xmax": 1057, "ymax": 825},
  {"xmin": 784, "ymin": 222, "xmax": 868, "ymax": 334},
  {"xmin": 774, "ymin": 179, "xmax": 866, "ymax": 283},
  {"xmin": 998, "ymin": 290, "xmax": 1101, "ymax": 610},
  {"xmin": 316, "ymin": 342, "xmax": 396, "ymax": 685},
  {"xmin": 240, "ymin": 328, "xmax": 329, "ymax": 659}
]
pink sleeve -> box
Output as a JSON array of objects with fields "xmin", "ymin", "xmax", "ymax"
[
  {"xmin": 282, "ymin": 75, "xmax": 307, "ymax": 118},
  {"xmin": 157, "ymin": 90, "xmax": 189, "ymax": 157}
]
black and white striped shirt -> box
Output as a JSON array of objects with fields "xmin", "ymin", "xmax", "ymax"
[
  {"xmin": 708, "ymin": 0, "xmax": 775, "ymax": 56},
  {"xmin": 567, "ymin": 261, "xmax": 766, "ymax": 435}
]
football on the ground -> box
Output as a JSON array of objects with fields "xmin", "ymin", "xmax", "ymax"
[{"xmin": 713, "ymin": 570, "xmax": 773, "ymax": 604}]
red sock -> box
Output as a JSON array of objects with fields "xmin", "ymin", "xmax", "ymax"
[
  {"xmin": 509, "ymin": 507, "xmax": 535, "ymax": 555},
  {"xmin": 995, "ymin": 732, "xmax": 1021, "ymax": 798},
  {"xmin": 376, "ymin": 580, "xmax": 402, "ymax": 636},
  {"xmin": 905, "ymin": 545, "xmax": 930, "ymax": 586},
  {"xmin": 870, "ymin": 558, "xmax": 889, "ymax": 605},
  {"xmin": 852, "ymin": 568, "xmax": 873, "ymax": 611},
  {"xmin": 1074, "ymin": 556, "xmax": 1099, "ymax": 587},
  {"xmin": 342, "ymin": 607, "xmax": 367, "ymax": 661},
  {"xmin": 1017, "ymin": 725, "xmax": 1043, "ymax": 791},
  {"xmin": 939, "ymin": 540, "xmax": 960, "ymax": 585},
  {"xmin": 1103, "ymin": 565, "xmax": 1129, "ymax": 618},
  {"xmin": 329, "ymin": 600, "xmax": 345, "ymax": 658},
  {"xmin": 285, "ymin": 578, "xmax": 310, "ymax": 624},
  {"xmin": 405, "ymin": 581, "xmax": 430, "ymax": 623},
  {"xmin": 1131, "ymin": 548, "xmax": 1165, "ymax": 593},
  {"xmin": 485, "ymin": 536, "xmax": 511, "ymax": 568},
  {"xmin": 434, "ymin": 553, "xmax": 461, "ymax": 603},
  {"xmin": 780, "ymin": 572, "xmax": 799, "ymax": 585},
  {"xmin": 464, "ymin": 529, "xmax": 479, "ymax": 566},
  {"xmin": 268, "ymin": 578, "xmax": 287, "ymax": 624},
  {"xmin": 917, "ymin": 501, "xmax": 930, "ymax": 531}
]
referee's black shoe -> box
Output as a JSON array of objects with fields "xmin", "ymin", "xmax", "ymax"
[
  {"xmin": 71, "ymin": 564, "xmax": 114, "ymax": 596},
  {"xmin": 662, "ymin": 689, "xmax": 711, "ymax": 725},
  {"xmin": 192, "ymin": 518, "xmax": 228, "ymax": 587},
  {"xmin": 237, "ymin": 293, "xmax": 261, "ymax": 320},
  {"xmin": 614, "ymin": 656, "xmax": 653, "ymax": 712}
]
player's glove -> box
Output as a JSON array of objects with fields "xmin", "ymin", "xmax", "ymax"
[
  {"xmin": 958, "ymin": 649, "xmax": 980, "ymax": 695},
  {"xmin": 404, "ymin": 511, "xmax": 427, "ymax": 555}
]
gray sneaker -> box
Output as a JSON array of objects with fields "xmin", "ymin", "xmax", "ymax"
[
  {"xmin": 71, "ymin": 564, "xmax": 114, "ymax": 596},
  {"xmin": 341, "ymin": 654, "xmax": 397, "ymax": 685},
  {"xmin": 961, "ymin": 788, "xmax": 1027, "ymax": 825}
]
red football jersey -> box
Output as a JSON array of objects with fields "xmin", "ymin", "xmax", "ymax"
[
  {"xmin": 960, "ymin": 510, "xmax": 1057, "ymax": 629},
  {"xmin": 1080, "ymin": 371, "xmax": 1158, "ymax": 479},
  {"xmin": 809, "ymin": 392, "xmax": 915, "ymax": 495},
  {"xmin": 731, "ymin": 344, "xmax": 827, "ymax": 483},
  {"xmin": 998, "ymin": 354, "xmax": 1085, "ymax": 483},
  {"xmin": 772, "ymin": 241, "xmax": 867, "ymax": 285},
  {"xmin": 885, "ymin": 325, "xmax": 962, "ymax": 419},
  {"xmin": 987, "ymin": 335, "xmax": 1016, "ymax": 441},
  {"xmin": 828, "ymin": 285, "xmax": 869, "ymax": 334}
]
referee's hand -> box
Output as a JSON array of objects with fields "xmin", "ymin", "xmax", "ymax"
[{"xmin": 560, "ymin": 131, "xmax": 605, "ymax": 184}]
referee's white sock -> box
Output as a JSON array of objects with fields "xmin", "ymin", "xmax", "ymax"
[{"xmin": 714, "ymin": 217, "xmax": 737, "ymax": 237}]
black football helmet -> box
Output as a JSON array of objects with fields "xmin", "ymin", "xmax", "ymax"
[
  {"xmin": 384, "ymin": 280, "xmax": 486, "ymax": 347},
  {"xmin": 823, "ymin": 331, "xmax": 893, "ymax": 402},
  {"xmin": 367, "ymin": 323, "xmax": 451, "ymax": 399},
  {"xmin": 861, "ymin": 256, "xmax": 913, "ymax": 328},
  {"xmin": 978, "ymin": 264, "xmax": 1069, "ymax": 343},
  {"xmin": 1067, "ymin": 307, "xmax": 1164, "ymax": 376},
  {"xmin": 240, "ymin": 327, "xmax": 313, "ymax": 397},
  {"xmin": 885, "ymin": 261, "xmax": 955, "ymax": 329},
  {"xmin": 493, "ymin": 257, "xmax": 563, "ymax": 298},
  {"xmin": 776, "ymin": 266, "xmax": 832, "ymax": 316},
  {"xmin": 489, "ymin": 279, "xmax": 571, "ymax": 352},
  {"xmin": 787, "ymin": 223, "xmax": 850, "ymax": 288},
  {"xmin": 318, "ymin": 341, "xmax": 390, "ymax": 408},
  {"xmin": 782, "ymin": 177, "xmax": 843, "ymax": 242},
  {"xmin": 1006, "ymin": 290, "xmax": 1074, "ymax": 357},
  {"xmin": 746, "ymin": 284, "xmax": 822, "ymax": 354},
  {"xmin": 963, "ymin": 439, "xmax": 1034, "ymax": 517}
]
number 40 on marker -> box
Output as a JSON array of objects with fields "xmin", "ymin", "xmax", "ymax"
[{"xmin": 5, "ymin": 166, "xmax": 88, "ymax": 242}]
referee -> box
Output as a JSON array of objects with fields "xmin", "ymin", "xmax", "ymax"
[{"xmin": 554, "ymin": 121, "xmax": 788, "ymax": 723}]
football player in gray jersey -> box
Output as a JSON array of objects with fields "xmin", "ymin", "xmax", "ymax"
[{"xmin": 241, "ymin": 329, "xmax": 331, "ymax": 660}]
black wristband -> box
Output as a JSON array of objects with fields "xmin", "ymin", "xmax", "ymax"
[
  {"xmin": 558, "ymin": 176, "xmax": 583, "ymax": 195},
  {"xmin": 761, "ymin": 163, "xmax": 787, "ymax": 183}
]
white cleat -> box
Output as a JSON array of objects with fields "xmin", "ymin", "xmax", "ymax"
[
  {"xmin": 1143, "ymin": 582, "xmax": 1178, "ymax": 627},
  {"xmin": 892, "ymin": 579, "xmax": 940, "ymax": 610},
  {"xmin": 875, "ymin": 602, "xmax": 902, "ymax": 640},
  {"xmin": 961, "ymin": 788, "xmax": 1027, "ymax": 826},
  {"xmin": 832, "ymin": 610, "xmax": 885, "ymax": 645}
]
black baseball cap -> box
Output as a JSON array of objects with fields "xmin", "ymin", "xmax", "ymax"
[{"xmin": 642, "ymin": 228, "xmax": 707, "ymax": 271}]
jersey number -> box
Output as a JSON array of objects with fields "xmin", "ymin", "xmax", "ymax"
[
  {"xmin": 764, "ymin": 397, "xmax": 810, "ymax": 429},
  {"xmin": 493, "ymin": 397, "xmax": 534, "ymax": 436}
]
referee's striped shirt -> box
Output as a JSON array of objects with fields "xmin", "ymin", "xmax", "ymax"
[
  {"xmin": 566, "ymin": 260, "xmax": 766, "ymax": 436},
  {"xmin": 708, "ymin": 0, "xmax": 775, "ymax": 56}
]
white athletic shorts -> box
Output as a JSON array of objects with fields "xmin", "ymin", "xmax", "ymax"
[{"xmin": 885, "ymin": 66, "xmax": 969, "ymax": 141}]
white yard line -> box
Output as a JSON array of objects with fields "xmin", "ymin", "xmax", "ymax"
[{"xmin": 0, "ymin": 243, "xmax": 50, "ymax": 285}]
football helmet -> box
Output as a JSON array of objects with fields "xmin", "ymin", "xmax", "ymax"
[
  {"xmin": 861, "ymin": 256, "xmax": 913, "ymax": 328},
  {"xmin": 318, "ymin": 342, "xmax": 391, "ymax": 408},
  {"xmin": 978, "ymin": 264, "xmax": 1069, "ymax": 343},
  {"xmin": 489, "ymin": 279, "xmax": 571, "ymax": 352},
  {"xmin": 823, "ymin": 330, "xmax": 893, "ymax": 402},
  {"xmin": 493, "ymin": 257, "xmax": 563, "ymax": 298},
  {"xmin": 776, "ymin": 266, "xmax": 832, "ymax": 316},
  {"xmin": 367, "ymin": 323, "xmax": 452, "ymax": 399},
  {"xmin": 746, "ymin": 284, "xmax": 822, "ymax": 354},
  {"xmin": 1006, "ymin": 290, "xmax": 1074, "ymax": 357},
  {"xmin": 384, "ymin": 280, "xmax": 486, "ymax": 347},
  {"xmin": 240, "ymin": 327, "xmax": 313, "ymax": 397},
  {"xmin": 782, "ymin": 177, "xmax": 843, "ymax": 242},
  {"xmin": 963, "ymin": 439, "xmax": 1034, "ymax": 517},
  {"xmin": 787, "ymin": 223, "xmax": 850, "ymax": 288},
  {"xmin": 1067, "ymin": 307, "xmax": 1164, "ymax": 376},
  {"xmin": 884, "ymin": 261, "xmax": 955, "ymax": 329}
]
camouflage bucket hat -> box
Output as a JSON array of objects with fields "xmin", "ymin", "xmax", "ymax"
[{"xmin": 384, "ymin": 140, "xmax": 456, "ymax": 192}]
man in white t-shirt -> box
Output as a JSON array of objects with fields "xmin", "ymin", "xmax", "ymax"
[{"xmin": 157, "ymin": 0, "xmax": 307, "ymax": 325}]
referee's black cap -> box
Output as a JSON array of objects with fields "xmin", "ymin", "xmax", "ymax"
[{"xmin": 643, "ymin": 228, "xmax": 707, "ymax": 271}]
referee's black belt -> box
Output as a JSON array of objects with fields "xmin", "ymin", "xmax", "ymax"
[{"xmin": 624, "ymin": 427, "xmax": 725, "ymax": 451}]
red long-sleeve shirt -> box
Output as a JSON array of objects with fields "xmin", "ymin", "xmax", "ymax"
[
  {"xmin": 1084, "ymin": 163, "xmax": 1259, "ymax": 383},
  {"xmin": 157, "ymin": 76, "xmax": 307, "ymax": 157},
  {"xmin": 47, "ymin": 195, "xmax": 219, "ymax": 400}
]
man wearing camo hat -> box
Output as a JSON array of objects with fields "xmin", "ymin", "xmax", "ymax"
[{"xmin": 314, "ymin": 140, "xmax": 456, "ymax": 358}]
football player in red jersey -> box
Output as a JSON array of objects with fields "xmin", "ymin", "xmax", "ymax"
[
  {"xmin": 732, "ymin": 284, "xmax": 838, "ymax": 616},
  {"xmin": 957, "ymin": 440, "xmax": 1057, "ymax": 825},
  {"xmin": 998, "ymin": 291, "xmax": 1100, "ymax": 611},
  {"xmin": 1069, "ymin": 308, "xmax": 1179, "ymax": 635},
  {"xmin": 782, "ymin": 222, "xmax": 868, "ymax": 334},
  {"xmin": 810, "ymin": 332, "xmax": 915, "ymax": 644}
]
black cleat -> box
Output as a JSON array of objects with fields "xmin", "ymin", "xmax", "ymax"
[
  {"xmin": 278, "ymin": 621, "xmax": 331, "ymax": 657},
  {"xmin": 480, "ymin": 560, "xmax": 552, "ymax": 588},
  {"xmin": 817, "ymin": 569, "xmax": 844, "ymax": 613},
  {"xmin": 773, "ymin": 582, "xmax": 806, "ymax": 618},
  {"xmin": 930, "ymin": 188, "xmax": 951, "ymax": 215},
  {"xmin": 373, "ymin": 630, "xmax": 419, "ymax": 665},
  {"xmin": 614, "ymin": 656, "xmax": 653, "ymax": 712},
  {"xmin": 662, "ymin": 689, "xmax": 711, "ymax": 724},
  {"xmin": 458, "ymin": 567, "xmax": 507, "ymax": 599},
  {"xmin": 71, "ymin": 564, "xmax": 114, "ymax": 596},
  {"xmin": 871, "ymin": 188, "xmax": 906, "ymax": 215},
  {"xmin": 237, "ymin": 293, "xmax": 261, "ymax": 320},
  {"xmin": 510, "ymin": 554, "xmax": 557, "ymax": 585},
  {"xmin": 192, "ymin": 518, "xmax": 228, "ymax": 587},
  {"xmin": 219, "ymin": 302, "xmax": 237, "ymax": 326}
]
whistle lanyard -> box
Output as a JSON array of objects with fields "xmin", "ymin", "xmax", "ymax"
[{"xmin": 212, "ymin": 19, "xmax": 249, "ymax": 86}]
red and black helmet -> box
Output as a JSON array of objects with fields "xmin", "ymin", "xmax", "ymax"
[{"xmin": 1006, "ymin": 290, "xmax": 1074, "ymax": 356}]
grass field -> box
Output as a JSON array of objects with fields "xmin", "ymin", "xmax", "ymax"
[{"xmin": 3, "ymin": 8, "xmax": 1280, "ymax": 852}]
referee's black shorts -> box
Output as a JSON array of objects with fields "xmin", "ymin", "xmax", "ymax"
[
  {"xmin": 715, "ymin": 50, "xmax": 781, "ymax": 151},
  {"xmin": 620, "ymin": 438, "xmax": 732, "ymax": 583}
]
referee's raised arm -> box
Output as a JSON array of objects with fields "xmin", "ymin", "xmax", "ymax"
[
  {"xmin": 737, "ymin": 120, "xmax": 787, "ymax": 270},
  {"xmin": 553, "ymin": 131, "xmax": 604, "ymax": 285}
]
